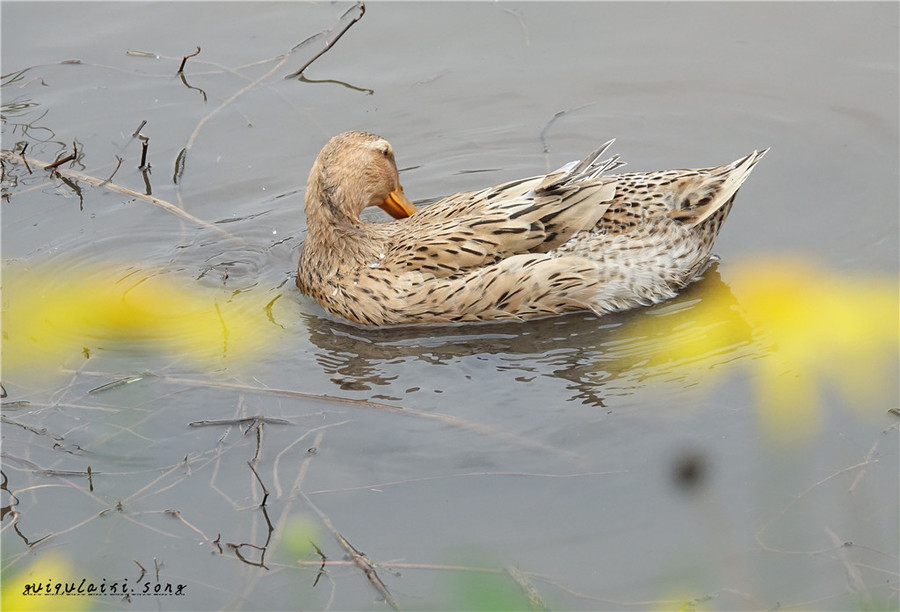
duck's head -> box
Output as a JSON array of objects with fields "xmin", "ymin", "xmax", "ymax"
[{"xmin": 306, "ymin": 131, "xmax": 418, "ymax": 221}]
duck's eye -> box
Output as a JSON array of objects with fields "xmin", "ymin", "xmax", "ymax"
[{"xmin": 375, "ymin": 142, "xmax": 393, "ymax": 159}]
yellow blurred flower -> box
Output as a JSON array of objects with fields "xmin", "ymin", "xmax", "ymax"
[
  {"xmin": 1, "ymin": 553, "xmax": 92, "ymax": 612},
  {"xmin": 1, "ymin": 261, "xmax": 277, "ymax": 382},
  {"xmin": 621, "ymin": 256, "xmax": 898, "ymax": 443}
]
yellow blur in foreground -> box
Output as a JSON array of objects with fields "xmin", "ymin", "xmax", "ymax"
[
  {"xmin": 2, "ymin": 262, "xmax": 275, "ymax": 380},
  {"xmin": 626, "ymin": 257, "xmax": 899, "ymax": 442},
  {"xmin": 1, "ymin": 553, "xmax": 92, "ymax": 612}
]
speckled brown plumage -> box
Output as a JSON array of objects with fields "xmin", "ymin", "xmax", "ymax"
[{"xmin": 296, "ymin": 131, "xmax": 766, "ymax": 325}]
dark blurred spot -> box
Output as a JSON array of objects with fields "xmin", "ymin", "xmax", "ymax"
[{"xmin": 672, "ymin": 449, "xmax": 708, "ymax": 492}]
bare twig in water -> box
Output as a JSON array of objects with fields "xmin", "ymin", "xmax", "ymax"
[
  {"xmin": 0, "ymin": 150, "xmax": 238, "ymax": 239},
  {"xmin": 1, "ymin": 471, "xmax": 20, "ymax": 513},
  {"xmin": 754, "ymin": 430, "xmax": 889, "ymax": 555},
  {"xmin": 179, "ymin": 51, "xmax": 291, "ymax": 178},
  {"xmin": 228, "ymin": 500, "xmax": 274, "ymax": 570},
  {"xmin": 825, "ymin": 526, "xmax": 873, "ymax": 607},
  {"xmin": 175, "ymin": 3, "xmax": 365, "ymax": 187},
  {"xmin": 2, "ymin": 415, "xmax": 66, "ymax": 446},
  {"xmin": 173, "ymin": 147, "xmax": 186, "ymax": 184},
  {"xmin": 14, "ymin": 143, "xmax": 33, "ymax": 173},
  {"xmin": 232, "ymin": 431, "xmax": 328, "ymax": 603},
  {"xmin": 297, "ymin": 74, "xmax": 373, "ymax": 95},
  {"xmin": 247, "ymin": 461, "xmax": 269, "ymax": 507},
  {"xmin": 141, "ymin": 167, "xmax": 152, "ymax": 196},
  {"xmin": 264, "ymin": 295, "xmax": 284, "ymax": 328},
  {"xmin": 296, "ymin": 559, "xmax": 503, "ymax": 574},
  {"xmin": 301, "ymin": 491, "xmax": 400, "ymax": 611},
  {"xmin": 132, "ymin": 122, "xmax": 150, "ymax": 169},
  {"xmin": 308, "ymin": 537, "xmax": 328, "ymax": 587},
  {"xmin": 498, "ymin": 7, "xmax": 531, "ymax": 46},
  {"xmin": 179, "ymin": 73, "xmax": 208, "ymax": 102},
  {"xmin": 847, "ymin": 437, "xmax": 881, "ymax": 496},
  {"xmin": 253, "ymin": 422, "xmax": 263, "ymax": 463},
  {"xmin": 33, "ymin": 468, "xmax": 94, "ymax": 478},
  {"xmin": 137, "ymin": 133, "xmax": 149, "ymax": 169},
  {"xmin": 57, "ymin": 174, "xmax": 84, "ymax": 210},
  {"xmin": 89, "ymin": 374, "xmax": 148, "ymax": 395},
  {"xmin": 44, "ymin": 150, "xmax": 76, "ymax": 170},
  {"xmin": 307, "ymin": 470, "xmax": 615, "ymax": 496},
  {"xmin": 284, "ymin": 2, "xmax": 366, "ymax": 79},
  {"xmin": 177, "ymin": 46, "xmax": 201, "ymax": 73},
  {"xmin": 67, "ymin": 369, "xmax": 584, "ymax": 464},
  {"xmin": 163, "ymin": 509, "xmax": 216, "ymax": 544},
  {"xmin": 101, "ymin": 155, "xmax": 124, "ymax": 185},
  {"xmin": 506, "ymin": 566, "xmax": 548, "ymax": 611},
  {"xmin": 227, "ymin": 542, "xmax": 269, "ymax": 570},
  {"xmin": 188, "ymin": 416, "xmax": 291, "ymax": 427},
  {"xmin": 132, "ymin": 120, "xmax": 147, "ymax": 137},
  {"xmin": 539, "ymin": 103, "xmax": 596, "ymax": 170}
]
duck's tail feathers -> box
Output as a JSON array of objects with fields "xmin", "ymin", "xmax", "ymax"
[
  {"xmin": 538, "ymin": 139, "xmax": 626, "ymax": 194},
  {"xmin": 572, "ymin": 139, "xmax": 626, "ymax": 176},
  {"xmin": 677, "ymin": 148, "xmax": 768, "ymax": 228}
]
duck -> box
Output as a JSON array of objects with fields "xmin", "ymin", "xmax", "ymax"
[{"xmin": 296, "ymin": 130, "xmax": 766, "ymax": 326}]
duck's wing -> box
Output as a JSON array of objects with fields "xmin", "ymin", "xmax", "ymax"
[{"xmin": 385, "ymin": 141, "xmax": 624, "ymax": 278}]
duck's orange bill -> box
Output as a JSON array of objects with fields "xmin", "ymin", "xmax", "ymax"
[{"xmin": 379, "ymin": 187, "xmax": 418, "ymax": 219}]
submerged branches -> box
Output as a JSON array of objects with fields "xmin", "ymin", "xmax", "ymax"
[
  {"xmin": 297, "ymin": 74, "xmax": 373, "ymax": 95},
  {"xmin": 177, "ymin": 46, "xmax": 201, "ymax": 74},
  {"xmin": 111, "ymin": 372, "xmax": 584, "ymax": 463},
  {"xmin": 284, "ymin": 2, "xmax": 366, "ymax": 79},
  {"xmin": 301, "ymin": 491, "xmax": 400, "ymax": 611},
  {"xmin": 178, "ymin": 51, "xmax": 290, "ymax": 178},
  {"xmin": 0, "ymin": 150, "xmax": 236, "ymax": 239},
  {"xmin": 43, "ymin": 141, "xmax": 78, "ymax": 170},
  {"xmin": 179, "ymin": 1, "xmax": 366, "ymax": 172},
  {"xmin": 539, "ymin": 103, "xmax": 596, "ymax": 171}
]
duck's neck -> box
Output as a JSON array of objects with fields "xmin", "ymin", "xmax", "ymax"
[{"xmin": 301, "ymin": 179, "xmax": 382, "ymax": 275}]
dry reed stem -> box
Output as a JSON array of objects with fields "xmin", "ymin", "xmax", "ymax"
[
  {"xmin": 306, "ymin": 470, "xmax": 618, "ymax": 496},
  {"xmin": 72, "ymin": 370, "xmax": 584, "ymax": 464},
  {"xmin": 295, "ymin": 559, "xmax": 503, "ymax": 574},
  {"xmin": 825, "ymin": 526, "xmax": 873, "ymax": 605},
  {"xmin": 753, "ymin": 427, "xmax": 894, "ymax": 556},
  {"xmin": 506, "ymin": 565, "xmax": 548, "ymax": 611},
  {"xmin": 1, "ymin": 150, "xmax": 237, "ymax": 240},
  {"xmin": 182, "ymin": 54, "xmax": 291, "ymax": 155},
  {"xmin": 301, "ymin": 490, "xmax": 401, "ymax": 610},
  {"xmin": 284, "ymin": 2, "xmax": 366, "ymax": 79},
  {"xmin": 272, "ymin": 422, "xmax": 348, "ymax": 498},
  {"xmin": 231, "ymin": 431, "xmax": 327, "ymax": 606}
]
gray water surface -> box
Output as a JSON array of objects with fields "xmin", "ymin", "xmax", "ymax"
[{"xmin": 2, "ymin": 3, "xmax": 898, "ymax": 610}]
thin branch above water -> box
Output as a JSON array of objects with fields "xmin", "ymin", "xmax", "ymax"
[{"xmin": 284, "ymin": 2, "xmax": 366, "ymax": 79}]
